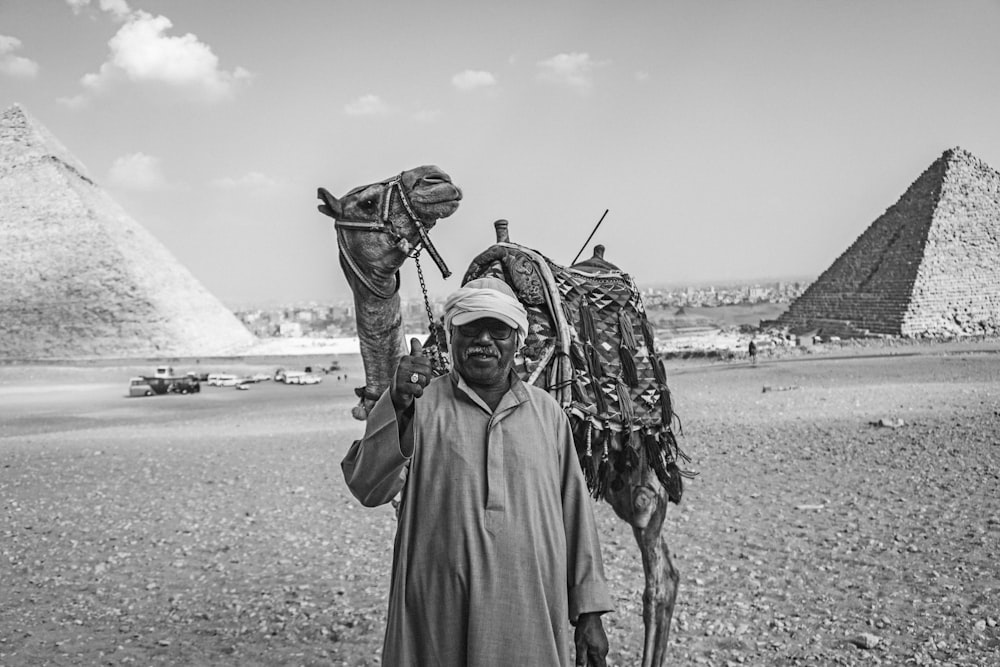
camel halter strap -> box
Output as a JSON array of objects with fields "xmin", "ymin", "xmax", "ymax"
[{"xmin": 334, "ymin": 173, "xmax": 451, "ymax": 299}]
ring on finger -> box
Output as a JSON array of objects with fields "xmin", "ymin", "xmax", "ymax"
[{"xmin": 410, "ymin": 372, "xmax": 421, "ymax": 384}]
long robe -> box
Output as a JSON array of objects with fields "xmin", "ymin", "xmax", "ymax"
[{"xmin": 342, "ymin": 370, "xmax": 613, "ymax": 666}]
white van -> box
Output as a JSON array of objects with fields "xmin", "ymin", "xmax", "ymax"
[{"xmin": 207, "ymin": 373, "xmax": 239, "ymax": 387}]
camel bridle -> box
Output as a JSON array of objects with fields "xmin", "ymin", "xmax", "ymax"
[
  {"xmin": 333, "ymin": 172, "xmax": 453, "ymax": 376},
  {"xmin": 334, "ymin": 173, "xmax": 452, "ymax": 299}
]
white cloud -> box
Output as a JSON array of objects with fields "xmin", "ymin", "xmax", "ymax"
[
  {"xmin": 71, "ymin": 10, "xmax": 251, "ymax": 103},
  {"xmin": 635, "ymin": 70, "xmax": 650, "ymax": 83},
  {"xmin": 344, "ymin": 94, "xmax": 390, "ymax": 116},
  {"xmin": 0, "ymin": 35, "xmax": 40, "ymax": 79},
  {"xmin": 108, "ymin": 152, "xmax": 169, "ymax": 190},
  {"xmin": 211, "ymin": 172, "xmax": 281, "ymax": 191},
  {"xmin": 536, "ymin": 52, "xmax": 605, "ymax": 92},
  {"xmin": 56, "ymin": 94, "xmax": 88, "ymax": 109},
  {"xmin": 451, "ymin": 69, "xmax": 496, "ymax": 92},
  {"xmin": 66, "ymin": 0, "xmax": 132, "ymax": 20}
]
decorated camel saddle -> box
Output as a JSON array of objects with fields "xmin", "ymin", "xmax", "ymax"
[{"xmin": 450, "ymin": 220, "xmax": 692, "ymax": 503}]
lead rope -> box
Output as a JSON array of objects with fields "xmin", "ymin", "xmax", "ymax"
[{"xmin": 413, "ymin": 250, "xmax": 450, "ymax": 375}]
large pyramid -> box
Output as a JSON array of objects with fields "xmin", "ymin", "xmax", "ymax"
[
  {"xmin": 774, "ymin": 147, "xmax": 1000, "ymax": 337},
  {"xmin": 0, "ymin": 104, "xmax": 255, "ymax": 359}
]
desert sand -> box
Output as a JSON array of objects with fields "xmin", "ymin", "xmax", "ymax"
[{"xmin": 1, "ymin": 341, "xmax": 998, "ymax": 666}]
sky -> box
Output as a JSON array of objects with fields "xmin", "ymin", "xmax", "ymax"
[{"xmin": 2, "ymin": 0, "xmax": 999, "ymax": 308}]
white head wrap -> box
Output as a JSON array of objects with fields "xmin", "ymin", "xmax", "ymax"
[{"xmin": 443, "ymin": 277, "xmax": 529, "ymax": 346}]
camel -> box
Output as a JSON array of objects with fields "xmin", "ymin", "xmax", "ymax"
[
  {"xmin": 316, "ymin": 165, "xmax": 462, "ymax": 419},
  {"xmin": 318, "ymin": 169, "xmax": 685, "ymax": 667}
]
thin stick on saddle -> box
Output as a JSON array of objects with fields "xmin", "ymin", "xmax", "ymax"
[{"xmin": 571, "ymin": 208, "xmax": 610, "ymax": 266}]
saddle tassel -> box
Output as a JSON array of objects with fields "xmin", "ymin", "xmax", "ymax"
[
  {"xmin": 617, "ymin": 304, "xmax": 638, "ymax": 389},
  {"xmin": 659, "ymin": 387, "xmax": 681, "ymax": 434},
  {"xmin": 642, "ymin": 317, "xmax": 668, "ymax": 386},
  {"xmin": 619, "ymin": 345, "xmax": 639, "ymax": 387},
  {"xmin": 617, "ymin": 378, "xmax": 636, "ymax": 425},
  {"xmin": 591, "ymin": 374, "xmax": 607, "ymax": 416},
  {"xmin": 618, "ymin": 310, "xmax": 638, "ymax": 351},
  {"xmin": 578, "ymin": 303, "xmax": 598, "ymax": 345},
  {"xmin": 581, "ymin": 424, "xmax": 597, "ymax": 492},
  {"xmin": 588, "ymin": 345, "xmax": 605, "ymax": 378},
  {"xmin": 643, "ymin": 431, "xmax": 680, "ymax": 503},
  {"xmin": 595, "ymin": 430, "xmax": 612, "ymax": 499},
  {"xmin": 641, "ymin": 316, "xmax": 657, "ymax": 353}
]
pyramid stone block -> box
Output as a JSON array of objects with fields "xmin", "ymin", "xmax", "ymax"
[
  {"xmin": 0, "ymin": 104, "xmax": 255, "ymax": 359},
  {"xmin": 775, "ymin": 147, "xmax": 1000, "ymax": 337}
]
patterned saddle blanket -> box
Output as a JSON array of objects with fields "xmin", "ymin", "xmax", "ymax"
[{"xmin": 452, "ymin": 241, "xmax": 693, "ymax": 503}]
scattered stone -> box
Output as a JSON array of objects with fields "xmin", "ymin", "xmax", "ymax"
[
  {"xmin": 850, "ymin": 632, "xmax": 882, "ymax": 649},
  {"xmin": 871, "ymin": 417, "xmax": 905, "ymax": 428}
]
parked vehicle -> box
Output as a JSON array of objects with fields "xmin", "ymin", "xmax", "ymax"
[
  {"xmin": 207, "ymin": 373, "xmax": 240, "ymax": 387},
  {"xmin": 134, "ymin": 371, "xmax": 201, "ymax": 395},
  {"xmin": 128, "ymin": 377, "xmax": 154, "ymax": 397},
  {"xmin": 170, "ymin": 375, "xmax": 201, "ymax": 394},
  {"xmin": 276, "ymin": 369, "xmax": 323, "ymax": 385},
  {"xmin": 144, "ymin": 374, "xmax": 201, "ymax": 395}
]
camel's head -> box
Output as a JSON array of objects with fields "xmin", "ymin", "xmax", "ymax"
[{"xmin": 318, "ymin": 165, "xmax": 462, "ymax": 294}]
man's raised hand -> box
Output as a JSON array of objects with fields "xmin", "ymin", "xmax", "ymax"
[{"xmin": 390, "ymin": 338, "xmax": 433, "ymax": 411}]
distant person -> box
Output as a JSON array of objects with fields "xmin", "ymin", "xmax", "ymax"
[{"xmin": 749, "ymin": 340, "xmax": 758, "ymax": 365}]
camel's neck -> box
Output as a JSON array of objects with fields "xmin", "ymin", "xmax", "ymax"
[
  {"xmin": 337, "ymin": 237, "xmax": 406, "ymax": 300},
  {"xmin": 350, "ymin": 283, "xmax": 405, "ymax": 402}
]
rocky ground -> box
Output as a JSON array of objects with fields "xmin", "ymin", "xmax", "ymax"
[{"xmin": 1, "ymin": 342, "xmax": 999, "ymax": 666}]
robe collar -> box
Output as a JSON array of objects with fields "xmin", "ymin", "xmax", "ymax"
[{"xmin": 449, "ymin": 367, "xmax": 529, "ymax": 415}]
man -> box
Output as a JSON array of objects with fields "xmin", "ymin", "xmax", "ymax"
[{"xmin": 342, "ymin": 277, "xmax": 613, "ymax": 666}]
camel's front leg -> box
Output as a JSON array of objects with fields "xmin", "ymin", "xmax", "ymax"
[{"xmin": 632, "ymin": 492, "xmax": 678, "ymax": 667}]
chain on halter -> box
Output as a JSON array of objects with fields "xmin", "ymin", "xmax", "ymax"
[{"xmin": 412, "ymin": 249, "xmax": 450, "ymax": 375}]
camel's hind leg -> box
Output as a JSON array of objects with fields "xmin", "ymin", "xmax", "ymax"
[
  {"xmin": 633, "ymin": 494, "xmax": 678, "ymax": 667},
  {"xmin": 606, "ymin": 481, "xmax": 679, "ymax": 667}
]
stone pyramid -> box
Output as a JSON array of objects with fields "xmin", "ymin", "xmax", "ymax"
[
  {"xmin": 0, "ymin": 104, "xmax": 255, "ymax": 359},
  {"xmin": 775, "ymin": 147, "xmax": 1000, "ymax": 337}
]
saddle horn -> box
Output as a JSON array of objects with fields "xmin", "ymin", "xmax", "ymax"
[{"xmin": 494, "ymin": 219, "xmax": 510, "ymax": 243}]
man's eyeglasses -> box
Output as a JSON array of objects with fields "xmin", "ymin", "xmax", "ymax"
[{"xmin": 456, "ymin": 321, "xmax": 514, "ymax": 340}]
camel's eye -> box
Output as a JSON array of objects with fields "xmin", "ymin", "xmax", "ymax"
[{"xmin": 358, "ymin": 197, "xmax": 378, "ymax": 212}]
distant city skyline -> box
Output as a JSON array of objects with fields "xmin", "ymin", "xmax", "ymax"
[{"xmin": 3, "ymin": 1, "xmax": 999, "ymax": 306}]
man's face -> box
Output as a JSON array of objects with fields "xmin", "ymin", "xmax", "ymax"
[{"xmin": 451, "ymin": 317, "xmax": 517, "ymax": 390}]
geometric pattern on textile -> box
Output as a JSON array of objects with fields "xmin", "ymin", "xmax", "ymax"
[{"xmin": 462, "ymin": 242, "xmax": 692, "ymax": 502}]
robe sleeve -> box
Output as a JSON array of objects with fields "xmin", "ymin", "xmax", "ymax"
[
  {"xmin": 557, "ymin": 411, "xmax": 615, "ymax": 623},
  {"xmin": 341, "ymin": 390, "xmax": 414, "ymax": 507}
]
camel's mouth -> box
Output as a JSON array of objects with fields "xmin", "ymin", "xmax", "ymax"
[
  {"xmin": 408, "ymin": 168, "xmax": 463, "ymax": 221},
  {"xmin": 420, "ymin": 197, "xmax": 461, "ymax": 221}
]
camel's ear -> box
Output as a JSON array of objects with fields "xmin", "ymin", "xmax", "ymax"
[{"xmin": 317, "ymin": 187, "xmax": 343, "ymax": 219}]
